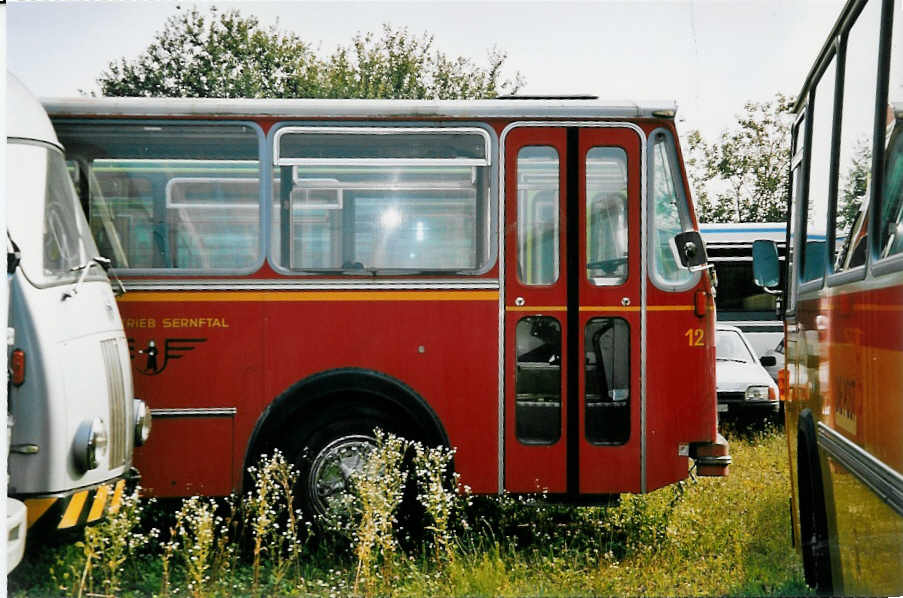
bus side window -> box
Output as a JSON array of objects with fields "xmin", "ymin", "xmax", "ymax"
[
  {"xmin": 832, "ymin": 0, "xmax": 881, "ymax": 272},
  {"xmin": 54, "ymin": 122, "xmax": 262, "ymax": 272},
  {"xmin": 274, "ymin": 127, "xmax": 492, "ymax": 275},
  {"xmin": 802, "ymin": 54, "xmax": 835, "ymax": 283}
]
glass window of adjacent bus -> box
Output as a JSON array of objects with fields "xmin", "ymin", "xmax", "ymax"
[
  {"xmin": 586, "ymin": 148, "xmax": 628, "ymax": 285},
  {"xmin": 879, "ymin": 4, "xmax": 903, "ymax": 260},
  {"xmin": 832, "ymin": 0, "xmax": 882, "ymax": 273},
  {"xmin": 802, "ymin": 57, "xmax": 836, "ymax": 284},
  {"xmin": 650, "ymin": 130, "xmax": 693, "ymax": 288},
  {"xmin": 788, "ymin": 114, "xmax": 806, "ymax": 312},
  {"xmin": 272, "ymin": 127, "xmax": 493, "ymax": 274},
  {"xmin": 880, "ymin": 120, "xmax": 903, "ymax": 257},
  {"xmin": 54, "ymin": 122, "xmax": 262, "ymax": 272},
  {"xmin": 517, "ymin": 146, "xmax": 560, "ymax": 285}
]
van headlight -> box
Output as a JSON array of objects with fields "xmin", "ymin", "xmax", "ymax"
[
  {"xmin": 745, "ymin": 386, "xmax": 771, "ymax": 401},
  {"xmin": 74, "ymin": 418, "xmax": 108, "ymax": 472},
  {"xmin": 133, "ymin": 399, "xmax": 152, "ymax": 446}
]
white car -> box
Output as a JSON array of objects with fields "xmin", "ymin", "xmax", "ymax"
[
  {"xmin": 715, "ymin": 325, "xmax": 780, "ymax": 416},
  {"xmin": 762, "ymin": 338, "xmax": 784, "ymax": 381}
]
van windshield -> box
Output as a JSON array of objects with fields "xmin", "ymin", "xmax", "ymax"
[{"xmin": 7, "ymin": 143, "xmax": 102, "ymax": 286}]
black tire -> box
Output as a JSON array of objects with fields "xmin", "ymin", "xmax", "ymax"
[{"xmin": 797, "ymin": 410, "xmax": 833, "ymax": 594}]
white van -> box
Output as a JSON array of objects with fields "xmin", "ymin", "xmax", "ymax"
[{"xmin": 5, "ymin": 73, "xmax": 151, "ymax": 569}]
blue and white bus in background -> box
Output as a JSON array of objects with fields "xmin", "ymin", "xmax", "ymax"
[{"xmin": 700, "ymin": 223, "xmax": 787, "ymax": 359}]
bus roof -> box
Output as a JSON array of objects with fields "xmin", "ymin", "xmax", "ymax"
[
  {"xmin": 41, "ymin": 96, "xmax": 678, "ymax": 121},
  {"xmin": 7, "ymin": 73, "xmax": 61, "ymax": 148}
]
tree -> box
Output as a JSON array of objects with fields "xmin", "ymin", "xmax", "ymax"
[
  {"xmin": 836, "ymin": 139, "xmax": 871, "ymax": 233},
  {"xmin": 97, "ymin": 7, "xmax": 523, "ymax": 99},
  {"xmin": 685, "ymin": 93, "xmax": 794, "ymax": 223}
]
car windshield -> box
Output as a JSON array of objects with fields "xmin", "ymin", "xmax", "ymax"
[{"xmin": 716, "ymin": 330, "xmax": 753, "ymax": 363}]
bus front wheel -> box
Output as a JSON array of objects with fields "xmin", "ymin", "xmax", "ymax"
[{"xmin": 797, "ymin": 410, "xmax": 833, "ymax": 594}]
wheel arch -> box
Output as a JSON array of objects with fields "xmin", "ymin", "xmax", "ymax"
[{"xmin": 241, "ymin": 367, "xmax": 449, "ymax": 491}]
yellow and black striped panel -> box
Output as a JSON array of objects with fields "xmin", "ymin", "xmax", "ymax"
[{"xmin": 23, "ymin": 479, "xmax": 127, "ymax": 531}]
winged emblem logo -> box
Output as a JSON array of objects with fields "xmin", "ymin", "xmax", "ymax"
[{"xmin": 128, "ymin": 338, "xmax": 207, "ymax": 376}]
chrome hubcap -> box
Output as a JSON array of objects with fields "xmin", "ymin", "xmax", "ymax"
[{"xmin": 308, "ymin": 434, "xmax": 375, "ymax": 519}]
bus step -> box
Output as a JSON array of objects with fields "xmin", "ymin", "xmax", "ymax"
[{"xmin": 690, "ymin": 433, "xmax": 731, "ymax": 476}]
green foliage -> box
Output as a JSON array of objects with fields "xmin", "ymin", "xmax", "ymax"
[
  {"xmin": 687, "ymin": 93, "xmax": 794, "ymax": 223},
  {"xmin": 97, "ymin": 7, "xmax": 523, "ymax": 99},
  {"xmin": 11, "ymin": 429, "xmax": 810, "ymax": 597}
]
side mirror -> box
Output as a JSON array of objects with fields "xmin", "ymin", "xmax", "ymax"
[
  {"xmin": 7, "ymin": 235, "xmax": 21, "ymax": 274},
  {"xmin": 673, "ymin": 230, "xmax": 708, "ymax": 271},
  {"xmin": 752, "ymin": 240, "xmax": 780, "ymax": 288},
  {"xmin": 759, "ymin": 355, "xmax": 777, "ymax": 367}
]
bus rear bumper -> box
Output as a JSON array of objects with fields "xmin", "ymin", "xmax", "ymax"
[{"xmin": 690, "ymin": 433, "xmax": 732, "ymax": 476}]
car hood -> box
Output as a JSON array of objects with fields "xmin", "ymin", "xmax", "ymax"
[{"xmin": 716, "ymin": 360, "xmax": 777, "ymax": 393}]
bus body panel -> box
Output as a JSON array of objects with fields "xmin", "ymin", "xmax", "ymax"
[
  {"xmin": 791, "ymin": 278, "xmax": 903, "ymax": 595},
  {"xmin": 127, "ymin": 292, "xmax": 500, "ymax": 496},
  {"xmin": 45, "ymin": 99, "xmax": 721, "ymax": 507}
]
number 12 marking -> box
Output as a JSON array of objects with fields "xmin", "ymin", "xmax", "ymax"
[{"xmin": 684, "ymin": 328, "xmax": 704, "ymax": 346}]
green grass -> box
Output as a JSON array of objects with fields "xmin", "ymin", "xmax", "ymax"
[{"xmin": 10, "ymin": 425, "xmax": 810, "ymax": 597}]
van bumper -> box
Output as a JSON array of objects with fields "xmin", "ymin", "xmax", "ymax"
[
  {"xmin": 19, "ymin": 468, "xmax": 140, "ymax": 533},
  {"xmin": 7, "ymin": 498, "xmax": 27, "ymax": 572}
]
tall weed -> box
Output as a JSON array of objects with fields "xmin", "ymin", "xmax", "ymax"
[{"xmin": 350, "ymin": 430, "xmax": 409, "ymax": 597}]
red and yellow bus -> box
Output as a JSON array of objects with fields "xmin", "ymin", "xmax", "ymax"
[
  {"xmin": 753, "ymin": 0, "xmax": 903, "ymax": 593},
  {"xmin": 43, "ymin": 96, "xmax": 727, "ymax": 518}
]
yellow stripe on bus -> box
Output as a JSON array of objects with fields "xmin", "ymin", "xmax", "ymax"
[
  {"xmin": 87, "ymin": 484, "xmax": 110, "ymax": 522},
  {"xmin": 119, "ymin": 290, "xmax": 500, "ymax": 303},
  {"xmin": 108, "ymin": 480, "xmax": 126, "ymax": 514},
  {"xmin": 506, "ymin": 306, "xmax": 567, "ymax": 312},
  {"xmin": 506, "ymin": 305, "xmax": 695, "ymax": 312},
  {"xmin": 24, "ymin": 498, "xmax": 56, "ymax": 528},
  {"xmin": 580, "ymin": 305, "xmax": 694, "ymax": 312},
  {"xmin": 59, "ymin": 491, "xmax": 88, "ymax": 529}
]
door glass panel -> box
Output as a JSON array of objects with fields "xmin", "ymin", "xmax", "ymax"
[
  {"xmin": 585, "ymin": 318, "xmax": 630, "ymax": 445},
  {"xmin": 586, "ymin": 147, "xmax": 628, "ymax": 285},
  {"xmin": 517, "ymin": 146, "xmax": 559, "ymax": 285},
  {"xmin": 515, "ymin": 316, "xmax": 561, "ymax": 445}
]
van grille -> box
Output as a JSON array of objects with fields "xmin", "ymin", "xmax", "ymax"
[{"xmin": 101, "ymin": 339, "xmax": 128, "ymax": 468}]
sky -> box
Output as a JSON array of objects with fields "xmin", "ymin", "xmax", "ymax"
[{"xmin": 5, "ymin": 0, "xmax": 847, "ymax": 141}]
